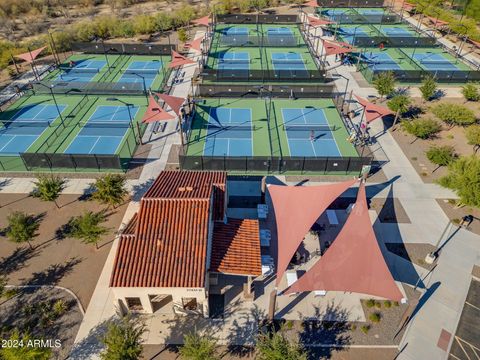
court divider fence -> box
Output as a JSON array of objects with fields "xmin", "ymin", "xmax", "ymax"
[
  {"xmin": 320, "ymin": 13, "xmax": 401, "ymax": 24},
  {"xmin": 200, "ymin": 68, "xmax": 327, "ymax": 82},
  {"xmin": 179, "ymin": 154, "xmax": 372, "ymax": 174},
  {"xmin": 216, "ymin": 14, "xmax": 299, "ymax": 24},
  {"xmin": 350, "ymin": 35, "xmax": 437, "ymax": 48},
  {"xmin": 195, "ymin": 83, "xmax": 336, "ymax": 98},
  {"xmin": 30, "ymin": 81, "xmax": 148, "ymax": 96},
  {"xmin": 71, "ymin": 43, "xmax": 176, "ymax": 55},
  {"xmin": 219, "ymin": 35, "xmax": 304, "ymax": 47},
  {"xmin": 315, "ymin": 0, "xmax": 384, "ymax": 7}
]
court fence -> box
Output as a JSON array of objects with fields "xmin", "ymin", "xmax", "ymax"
[
  {"xmin": 216, "ymin": 14, "xmax": 299, "ymax": 24},
  {"xmin": 71, "ymin": 42, "xmax": 176, "ymax": 55},
  {"xmin": 200, "ymin": 68, "xmax": 327, "ymax": 82},
  {"xmin": 30, "ymin": 81, "xmax": 149, "ymax": 96},
  {"xmin": 320, "ymin": 12, "xmax": 401, "ymax": 24},
  {"xmin": 195, "ymin": 83, "xmax": 337, "ymax": 98},
  {"xmin": 218, "ymin": 34, "xmax": 304, "ymax": 47},
  {"xmin": 315, "ymin": 0, "xmax": 384, "ymax": 7},
  {"xmin": 179, "ymin": 155, "xmax": 372, "ymax": 174},
  {"xmin": 348, "ymin": 35, "xmax": 437, "ymax": 48}
]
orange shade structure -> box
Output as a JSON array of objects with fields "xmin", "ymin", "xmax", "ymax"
[
  {"xmin": 15, "ymin": 46, "xmax": 47, "ymax": 64},
  {"xmin": 307, "ymin": 16, "xmax": 335, "ymax": 27},
  {"xmin": 142, "ymin": 95, "xmax": 175, "ymax": 123},
  {"xmin": 154, "ymin": 92, "xmax": 185, "ymax": 116},
  {"xmin": 169, "ymin": 50, "xmax": 195, "ymax": 68},
  {"xmin": 286, "ymin": 181, "xmax": 404, "ymax": 302},
  {"xmin": 268, "ymin": 179, "xmax": 358, "ymax": 285},
  {"xmin": 304, "ymin": 0, "xmax": 318, "ymax": 7},
  {"xmin": 192, "ymin": 15, "xmax": 211, "ymax": 27},
  {"xmin": 355, "ymin": 94, "xmax": 394, "ymax": 123},
  {"xmin": 189, "ymin": 36, "xmax": 205, "ymax": 52},
  {"xmin": 322, "ymin": 39, "xmax": 356, "ymax": 56}
]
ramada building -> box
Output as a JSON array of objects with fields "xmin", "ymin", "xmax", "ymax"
[{"xmin": 110, "ymin": 171, "xmax": 262, "ymax": 316}]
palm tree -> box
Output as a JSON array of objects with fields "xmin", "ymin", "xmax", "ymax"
[
  {"xmin": 100, "ymin": 315, "xmax": 146, "ymax": 360},
  {"xmin": 32, "ymin": 174, "xmax": 66, "ymax": 208},
  {"xmin": 91, "ymin": 174, "xmax": 128, "ymax": 209},
  {"xmin": 5, "ymin": 212, "xmax": 39, "ymax": 250},
  {"xmin": 179, "ymin": 329, "xmax": 218, "ymax": 360},
  {"xmin": 65, "ymin": 211, "xmax": 109, "ymax": 249}
]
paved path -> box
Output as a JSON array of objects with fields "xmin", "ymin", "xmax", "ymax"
[{"xmin": 68, "ymin": 32, "xmax": 204, "ymax": 360}]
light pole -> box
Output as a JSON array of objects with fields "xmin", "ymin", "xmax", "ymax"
[
  {"xmin": 95, "ymin": 39, "xmax": 111, "ymax": 71},
  {"xmin": 332, "ymin": 73, "xmax": 349, "ymax": 113},
  {"xmin": 106, "ymin": 97, "xmax": 141, "ymax": 145},
  {"xmin": 36, "ymin": 82, "xmax": 65, "ymax": 126}
]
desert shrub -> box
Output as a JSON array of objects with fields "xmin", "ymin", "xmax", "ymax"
[
  {"xmin": 432, "ymin": 103, "xmax": 476, "ymax": 126},
  {"xmin": 369, "ymin": 313, "xmax": 381, "ymax": 323},
  {"xmin": 401, "ymin": 118, "xmax": 441, "ymax": 139},
  {"xmin": 462, "ymin": 83, "xmax": 480, "ymax": 101}
]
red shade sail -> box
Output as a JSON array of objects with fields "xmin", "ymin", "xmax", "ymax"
[
  {"xmin": 15, "ymin": 46, "xmax": 47, "ymax": 64},
  {"xmin": 307, "ymin": 16, "xmax": 334, "ymax": 27},
  {"xmin": 169, "ymin": 50, "xmax": 195, "ymax": 68},
  {"xmin": 268, "ymin": 179, "xmax": 358, "ymax": 285},
  {"xmin": 470, "ymin": 39, "xmax": 480, "ymax": 48},
  {"xmin": 189, "ymin": 36, "xmax": 204, "ymax": 52},
  {"xmin": 286, "ymin": 182, "xmax": 404, "ymax": 302},
  {"xmin": 304, "ymin": 0, "xmax": 318, "ymax": 7},
  {"xmin": 322, "ymin": 39, "xmax": 356, "ymax": 56},
  {"xmin": 154, "ymin": 92, "xmax": 185, "ymax": 116},
  {"xmin": 355, "ymin": 94, "xmax": 394, "ymax": 123},
  {"xmin": 192, "ymin": 16, "xmax": 211, "ymax": 27},
  {"xmin": 142, "ymin": 95, "xmax": 175, "ymax": 123}
]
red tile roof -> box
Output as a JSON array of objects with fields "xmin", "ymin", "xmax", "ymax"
[
  {"xmin": 110, "ymin": 171, "xmax": 227, "ymax": 288},
  {"xmin": 210, "ymin": 219, "xmax": 261, "ymax": 276}
]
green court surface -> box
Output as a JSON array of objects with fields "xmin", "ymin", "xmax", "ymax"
[
  {"xmin": 44, "ymin": 53, "xmax": 171, "ymax": 91},
  {"xmin": 186, "ymin": 98, "xmax": 357, "ymax": 158},
  {"xmin": 0, "ymin": 92, "xmax": 149, "ymax": 172}
]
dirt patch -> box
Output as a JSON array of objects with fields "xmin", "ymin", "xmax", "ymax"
[
  {"xmin": 385, "ymin": 243, "xmax": 436, "ymax": 271},
  {"xmin": 389, "ymin": 97, "xmax": 480, "ymax": 183},
  {"xmin": 0, "ymin": 286, "xmax": 83, "ymax": 359},
  {"xmin": 0, "ymin": 193, "xmax": 128, "ymax": 307},
  {"xmin": 436, "ymin": 199, "xmax": 480, "ymax": 236}
]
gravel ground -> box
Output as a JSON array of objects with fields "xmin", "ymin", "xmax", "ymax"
[{"xmin": 386, "ymin": 243, "xmax": 436, "ymax": 271}]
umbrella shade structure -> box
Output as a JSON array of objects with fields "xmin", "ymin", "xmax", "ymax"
[
  {"xmin": 268, "ymin": 178, "xmax": 358, "ymax": 285},
  {"xmin": 354, "ymin": 94, "xmax": 394, "ymax": 123},
  {"xmin": 15, "ymin": 46, "xmax": 47, "ymax": 64},
  {"xmin": 286, "ymin": 181, "xmax": 404, "ymax": 302},
  {"xmin": 154, "ymin": 92, "xmax": 185, "ymax": 116},
  {"xmin": 142, "ymin": 95, "xmax": 175, "ymax": 123}
]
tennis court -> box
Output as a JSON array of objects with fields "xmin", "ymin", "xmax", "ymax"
[
  {"xmin": 0, "ymin": 104, "xmax": 66, "ymax": 154},
  {"xmin": 280, "ymin": 108, "xmax": 340, "ymax": 157},
  {"xmin": 203, "ymin": 107, "xmax": 253, "ymax": 156},
  {"xmin": 219, "ymin": 52, "xmax": 250, "ymax": 70},
  {"xmin": 118, "ymin": 60, "xmax": 163, "ymax": 88},
  {"xmin": 64, "ymin": 105, "xmax": 139, "ymax": 155},
  {"xmin": 380, "ymin": 26, "xmax": 413, "ymax": 37},
  {"xmin": 56, "ymin": 59, "xmax": 107, "ymax": 82},
  {"xmin": 271, "ymin": 52, "xmax": 308, "ymax": 76},
  {"xmin": 411, "ymin": 52, "xmax": 461, "ymax": 71},
  {"xmin": 362, "ymin": 51, "xmax": 402, "ymax": 70}
]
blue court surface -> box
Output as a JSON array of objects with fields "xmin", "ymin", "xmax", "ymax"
[
  {"xmin": 203, "ymin": 107, "xmax": 253, "ymax": 156},
  {"xmin": 281, "ymin": 108, "xmax": 340, "ymax": 157},
  {"xmin": 118, "ymin": 61, "xmax": 162, "ymax": 88},
  {"xmin": 339, "ymin": 27, "xmax": 369, "ymax": 43},
  {"xmin": 358, "ymin": 9, "xmax": 385, "ymax": 15},
  {"xmin": 267, "ymin": 27, "xmax": 293, "ymax": 36},
  {"xmin": 362, "ymin": 52, "xmax": 401, "ymax": 70},
  {"xmin": 272, "ymin": 53, "xmax": 307, "ymax": 76},
  {"xmin": 411, "ymin": 53, "xmax": 460, "ymax": 71},
  {"xmin": 56, "ymin": 59, "xmax": 107, "ymax": 82},
  {"xmin": 0, "ymin": 104, "xmax": 67, "ymax": 154},
  {"xmin": 381, "ymin": 27, "xmax": 413, "ymax": 37},
  {"xmin": 223, "ymin": 27, "xmax": 249, "ymax": 35},
  {"xmin": 219, "ymin": 52, "xmax": 250, "ymax": 71},
  {"xmin": 65, "ymin": 105, "xmax": 139, "ymax": 155}
]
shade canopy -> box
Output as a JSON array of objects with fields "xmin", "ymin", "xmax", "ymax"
[
  {"xmin": 355, "ymin": 94, "xmax": 394, "ymax": 123},
  {"xmin": 15, "ymin": 46, "xmax": 47, "ymax": 64},
  {"xmin": 286, "ymin": 182, "xmax": 404, "ymax": 302},
  {"xmin": 192, "ymin": 15, "xmax": 211, "ymax": 27},
  {"xmin": 322, "ymin": 39, "xmax": 355, "ymax": 56},
  {"xmin": 307, "ymin": 16, "xmax": 334, "ymax": 27},
  {"xmin": 142, "ymin": 95, "xmax": 175, "ymax": 123},
  {"xmin": 304, "ymin": 0, "xmax": 318, "ymax": 7},
  {"xmin": 169, "ymin": 50, "xmax": 195, "ymax": 68},
  {"xmin": 268, "ymin": 179, "xmax": 357, "ymax": 285},
  {"xmin": 154, "ymin": 92, "xmax": 185, "ymax": 116},
  {"xmin": 189, "ymin": 36, "xmax": 204, "ymax": 52},
  {"xmin": 470, "ymin": 39, "xmax": 480, "ymax": 48}
]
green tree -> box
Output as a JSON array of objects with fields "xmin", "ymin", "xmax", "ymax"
[
  {"xmin": 178, "ymin": 28, "xmax": 189, "ymax": 43},
  {"xmin": 401, "ymin": 118, "xmax": 441, "ymax": 139},
  {"xmin": 91, "ymin": 174, "xmax": 127, "ymax": 209},
  {"xmin": 100, "ymin": 315, "xmax": 145, "ymax": 360},
  {"xmin": 373, "ymin": 71, "xmax": 396, "ymax": 100},
  {"xmin": 465, "ymin": 125, "xmax": 480, "ymax": 153},
  {"xmin": 432, "ymin": 103, "xmax": 476, "ymax": 126},
  {"xmin": 65, "ymin": 211, "xmax": 109, "ymax": 249},
  {"xmin": 387, "ymin": 94, "xmax": 411, "ymax": 115},
  {"xmin": 257, "ymin": 326, "xmax": 308, "ymax": 360},
  {"xmin": 438, "ymin": 156, "xmax": 480, "ymax": 207},
  {"xmin": 0, "ymin": 330, "xmax": 51, "ymax": 360},
  {"xmin": 419, "ymin": 75, "xmax": 438, "ymax": 101},
  {"xmin": 426, "ymin": 145, "xmax": 456, "ymax": 172},
  {"xmin": 132, "ymin": 14, "xmax": 157, "ymax": 35},
  {"xmin": 32, "ymin": 174, "xmax": 65, "ymax": 208},
  {"xmin": 155, "ymin": 13, "xmax": 173, "ymax": 32},
  {"xmin": 5, "ymin": 212, "xmax": 39, "ymax": 250},
  {"xmin": 179, "ymin": 330, "xmax": 218, "ymax": 360},
  {"xmin": 461, "ymin": 82, "xmax": 480, "ymax": 101}
]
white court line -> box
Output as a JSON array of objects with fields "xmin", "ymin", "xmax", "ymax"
[
  {"xmin": 0, "ymin": 135, "xmax": 16, "ymax": 152},
  {"xmin": 88, "ymin": 137, "xmax": 101, "ymax": 154}
]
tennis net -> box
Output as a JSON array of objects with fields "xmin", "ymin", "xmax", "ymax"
[
  {"xmin": 362, "ymin": 55, "xmax": 398, "ymax": 64},
  {"xmin": 79, "ymin": 120, "xmax": 131, "ymax": 128},
  {"xmin": 0, "ymin": 119, "xmax": 51, "ymax": 127},
  {"xmin": 121, "ymin": 68, "xmax": 160, "ymax": 75},
  {"xmin": 284, "ymin": 124, "xmax": 336, "ymax": 131},
  {"xmin": 418, "ymin": 58, "xmax": 452, "ymax": 64},
  {"xmin": 58, "ymin": 66, "xmax": 100, "ymax": 74},
  {"xmin": 208, "ymin": 124, "xmax": 254, "ymax": 131},
  {"xmin": 272, "ymin": 59, "xmax": 305, "ymax": 64}
]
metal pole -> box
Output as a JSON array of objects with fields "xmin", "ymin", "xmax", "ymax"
[
  {"xmin": 125, "ymin": 103, "xmax": 140, "ymax": 145},
  {"xmin": 101, "ymin": 40, "xmax": 111, "ymax": 70},
  {"xmin": 10, "ymin": 53, "xmax": 20, "ymax": 75},
  {"xmin": 48, "ymin": 31, "xmax": 60, "ymax": 65},
  {"xmin": 49, "ymin": 87, "xmax": 64, "ymax": 126}
]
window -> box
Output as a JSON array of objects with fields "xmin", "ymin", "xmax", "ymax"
[{"xmin": 125, "ymin": 297, "xmax": 143, "ymax": 311}]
